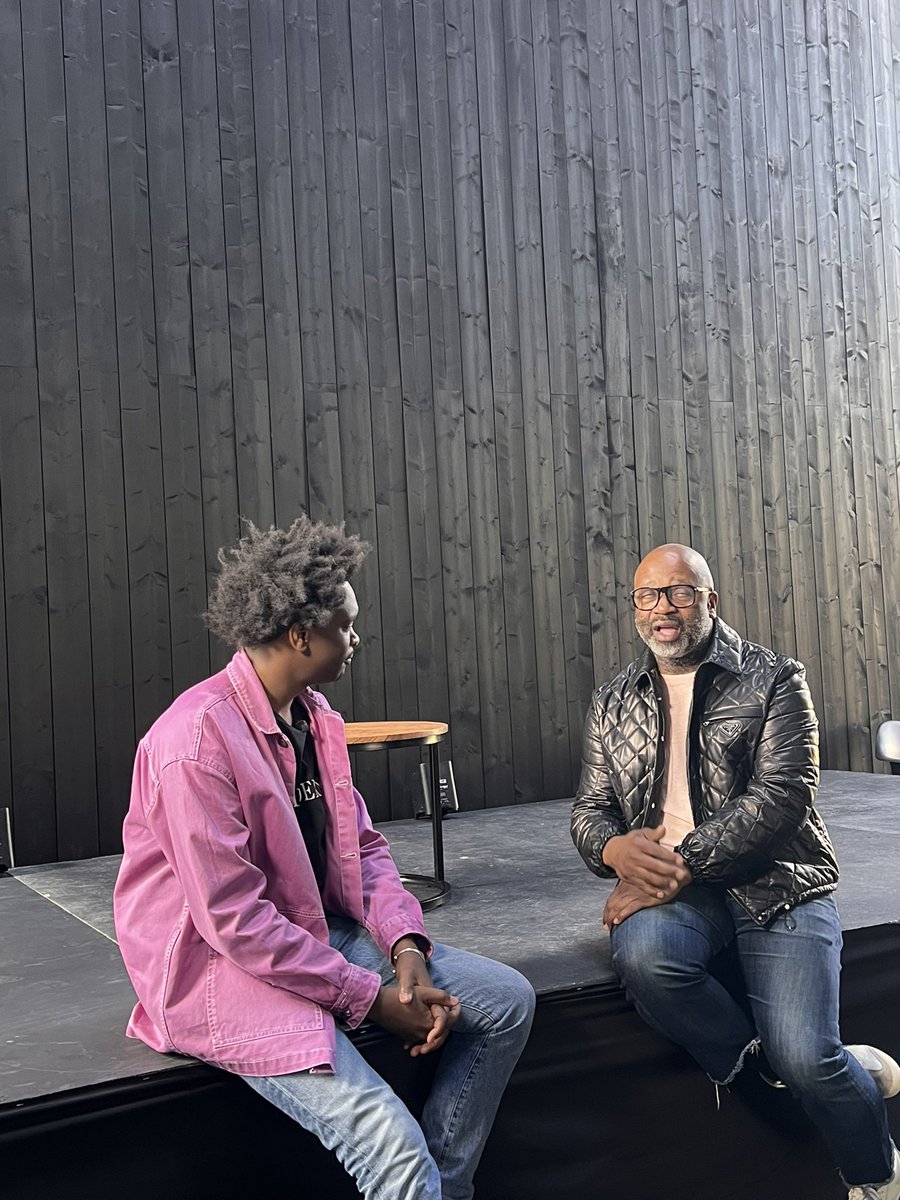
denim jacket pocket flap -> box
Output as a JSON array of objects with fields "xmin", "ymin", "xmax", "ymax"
[{"xmin": 208, "ymin": 952, "xmax": 325, "ymax": 1048}]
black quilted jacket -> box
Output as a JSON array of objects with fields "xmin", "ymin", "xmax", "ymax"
[{"xmin": 571, "ymin": 618, "xmax": 839, "ymax": 926}]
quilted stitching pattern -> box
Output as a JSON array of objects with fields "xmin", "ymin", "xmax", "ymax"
[{"xmin": 571, "ymin": 620, "xmax": 839, "ymax": 925}]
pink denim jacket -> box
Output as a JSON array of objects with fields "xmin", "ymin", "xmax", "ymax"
[{"xmin": 113, "ymin": 650, "xmax": 428, "ymax": 1076}]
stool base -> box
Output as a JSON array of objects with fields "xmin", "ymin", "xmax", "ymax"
[{"xmin": 399, "ymin": 873, "xmax": 451, "ymax": 911}]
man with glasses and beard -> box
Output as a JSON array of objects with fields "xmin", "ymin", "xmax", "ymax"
[{"xmin": 571, "ymin": 543, "xmax": 899, "ymax": 1200}]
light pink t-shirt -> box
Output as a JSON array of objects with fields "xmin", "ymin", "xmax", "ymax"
[{"xmin": 659, "ymin": 669, "xmax": 697, "ymax": 850}]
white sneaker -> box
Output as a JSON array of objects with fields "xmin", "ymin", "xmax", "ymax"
[
  {"xmin": 848, "ymin": 1144, "xmax": 900, "ymax": 1200},
  {"xmin": 847, "ymin": 1045, "xmax": 900, "ymax": 1099}
]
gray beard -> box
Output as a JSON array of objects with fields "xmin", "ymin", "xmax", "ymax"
[
  {"xmin": 653, "ymin": 639, "xmax": 709, "ymax": 673},
  {"xmin": 639, "ymin": 615, "xmax": 714, "ymax": 673}
]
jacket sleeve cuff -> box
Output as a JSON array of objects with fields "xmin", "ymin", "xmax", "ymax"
[
  {"xmin": 330, "ymin": 963, "xmax": 383, "ymax": 1030},
  {"xmin": 676, "ymin": 843, "xmax": 706, "ymax": 881},
  {"xmin": 576, "ymin": 826, "xmax": 620, "ymax": 878}
]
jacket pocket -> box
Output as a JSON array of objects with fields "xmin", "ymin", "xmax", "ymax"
[
  {"xmin": 702, "ymin": 706, "xmax": 764, "ymax": 724},
  {"xmin": 207, "ymin": 950, "xmax": 325, "ymax": 1048},
  {"xmin": 700, "ymin": 710, "xmax": 764, "ymax": 762}
]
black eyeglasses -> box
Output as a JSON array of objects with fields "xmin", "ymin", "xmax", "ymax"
[{"xmin": 630, "ymin": 584, "xmax": 712, "ymax": 611}]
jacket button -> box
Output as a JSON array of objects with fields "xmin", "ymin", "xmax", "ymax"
[{"xmin": 335, "ymin": 777, "xmax": 349, "ymax": 788}]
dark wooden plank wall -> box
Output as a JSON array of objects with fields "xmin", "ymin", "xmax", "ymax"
[{"xmin": 1, "ymin": 0, "xmax": 899, "ymax": 865}]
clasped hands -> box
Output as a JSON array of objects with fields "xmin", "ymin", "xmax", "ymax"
[
  {"xmin": 601, "ymin": 825, "xmax": 692, "ymax": 930},
  {"xmin": 368, "ymin": 939, "xmax": 460, "ymax": 1057}
]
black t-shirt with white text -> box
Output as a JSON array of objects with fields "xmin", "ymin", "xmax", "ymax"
[{"xmin": 275, "ymin": 700, "xmax": 328, "ymax": 893}]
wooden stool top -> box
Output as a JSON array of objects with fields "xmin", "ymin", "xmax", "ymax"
[{"xmin": 344, "ymin": 720, "xmax": 448, "ymax": 749}]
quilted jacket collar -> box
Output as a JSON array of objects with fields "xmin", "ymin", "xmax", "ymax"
[{"xmin": 635, "ymin": 617, "xmax": 743, "ymax": 687}]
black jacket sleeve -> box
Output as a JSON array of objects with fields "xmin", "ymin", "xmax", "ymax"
[
  {"xmin": 676, "ymin": 665, "xmax": 820, "ymax": 885},
  {"xmin": 570, "ymin": 695, "xmax": 628, "ymax": 879}
]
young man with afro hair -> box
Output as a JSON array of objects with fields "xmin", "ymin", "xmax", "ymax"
[{"xmin": 115, "ymin": 515, "xmax": 535, "ymax": 1200}]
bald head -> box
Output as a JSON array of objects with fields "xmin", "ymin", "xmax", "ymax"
[
  {"xmin": 634, "ymin": 544, "xmax": 714, "ymax": 591},
  {"xmin": 632, "ymin": 544, "xmax": 717, "ymax": 673}
]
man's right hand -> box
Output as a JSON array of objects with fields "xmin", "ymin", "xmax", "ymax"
[
  {"xmin": 601, "ymin": 825, "xmax": 691, "ymax": 896},
  {"xmin": 368, "ymin": 983, "xmax": 460, "ymax": 1056}
]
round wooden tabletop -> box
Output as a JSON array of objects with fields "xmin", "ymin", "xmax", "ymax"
[{"xmin": 344, "ymin": 720, "xmax": 448, "ymax": 749}]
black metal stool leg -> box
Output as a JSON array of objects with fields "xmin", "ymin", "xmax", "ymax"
[
  {"xmin": 429, "ymin": 741, "xmax": 445, "ymax": 883},
  {"xmin": 403, "ymin": 740, "xmax": 450, "ymax": 910}
]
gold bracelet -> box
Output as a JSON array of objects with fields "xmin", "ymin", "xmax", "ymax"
[{"xmin": 391, "ymin": 946, "xmax": 426, "ymax": 973}]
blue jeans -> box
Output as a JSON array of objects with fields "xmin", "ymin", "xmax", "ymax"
[
  {"xmin": 242, "ymin": 918, "xmax": 535, "ymax": 1200},
  {"xmin": 610, "ymin": 887, "xmax": 893, "ymax": 1186}
]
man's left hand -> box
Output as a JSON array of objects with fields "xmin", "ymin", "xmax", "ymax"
[
  {"xmin": 392, "ymin": 939, "xmax": 460, "ymax": 1056},
  {"xmin": 603, "ymin": 875, "xmax": 689, "ymax": 929},
  {"xmin": 392, "ymin": 939, "xmax": 433, "ymax": 1003}
]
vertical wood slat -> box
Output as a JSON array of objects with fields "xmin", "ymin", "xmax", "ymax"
[
  {"xmin": 142, "ymin": 0, "xmax": 210, "ymax": 698},
  {"xmin": 582, "ymin": 0, "xmax": 630, "ymax": 684},
  {"xmin": 733, "ymin": 0, "xmax": 784, "ymax": 649},
  {"xmin": 318, "ymin": 0, "xmax": 388, "ymax": 806},
  {"xmin": 708, "ymin": 402, "xmax": 748, "ymax": 636},
  {"xmin": 177, "ymin": 0, "xmax": 240, "ymax": 678},
  {"xmin": 0, "ymin": 368, "xmax": 55, "ymax": 864},
  {"xmin": 586, "ymin": 0, "xmax": 628, "ymax": 398},
  {"xmin": 413, "ymin": 0, "xmax": 486, "ymax": 809},
  {"xmin": 0, "ymin": 5, "xmax": 39, "ymax": 861},
  {"xmin": 0, "ymin": 0, "xmax": 35, "ymax": 369},
  {"xmin": 846, "ymin": 0, "xmax": 894, "ymax": 753},
  {"xmin": 665, "ymin": 0, "xmax": 714, "ymax": 554},
  {"xmin": 22, "ymin": 0, "xmax": 99, "ymax": 860},
  {"xmin": 475, "ymin": 0, "xmax": 544, "ymax": 803},
  {"xmin": 640, "ymin": 2, "xmax": 690, "ymax": 544},
  {"xmin": 63, "ymin": 0, "xmax": 137, "ymax": 851},
  {"xmin": 285, "ymin": 0, "xmax": 343, "ymax": 525},
  {"xmin": 614, "ymin": 1, "xmax": 666, "ymax": 555},
  {"xmin": 382, "ymin": 0, "xmax": 451, "ymax": 769},
  {"xmin": 764, "ymin": 0, "xmax": 826, "ymax": 728},
  {"xmin": 505, "ymin": 0, "xmax": 571, "ymax": 797},
  {"xmin": 532, "ymin": 0, "xmax": 577, "ymax": 400},
  {"xmin": 807, "ymin": 403, "xmax": 852, "ymax": 769},
  {"xmin": 606, "ymin": 394, "xmax": 641, "ymax": 667},
  {"xmin": 4, "ymin": 0, "xmax": 900, "ymax": 863},
  {"xmin": 712, "ymin": 0, "xmax": 764, "ymax": 643},
  {"xmin": 103, "ymin": 0, "xmax": 173, "ymax": 743},
  {"xmin": 754, "ymin": 0, "xmax": 799, "ymax": 660},
  {"xmin": 351, "ymin": 0, "xmax": 418, "ymax": 813},
  {"xmin": 557, "ymin": 0, "xmax": 614, "ymax": 732},
  {"xmin": 248, "ymin": 0, "xmax": 307, "ymax": 525},
  {"xmin": 816, "ymin": 0, "xmax": 868, "ymax": 768},
  {"xmin": 639, "ymin": 0, "xmax": 681, "ymax": 403},
  {"xmin": 552, "ymin": 390, "xmax": 597, "ymax": 772},
  {"xmin": 819, "ymin": 0, "xmax": 871, "ymax": 769},
  {"xmin": 215, "ymin": 0, "xmax": 275, "ymax": 529},
  {"xmin": 543, "ymin": 2, "xmax": 596, "ymax": 771},
  {"xmin": 0, "ymin": 537, "xmax": 10, "ymax": 843},
  {"xmin": 867, "ymin": 0, "xmax": 900, "ymax": 722},
  {"xmin": 687, "ymin": 0, "xmax": 743, "ymax": 627},
  {"xmin": 444, "ymin": 0, "xmax": 516, "ymax": 806},
  {"xmin": 559, "ymin": 0, "xmax": 605, "ymax": 400},
  {"xmin": 658, "ymin": 400, "xmax": 691, "ymax": 544},
  {"xmin": 806, "ymin": 0, "xmax": 858, "ymax": 773}
]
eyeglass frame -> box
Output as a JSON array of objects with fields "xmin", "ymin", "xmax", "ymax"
[{"xmin": 629, "ymin": 584, "xmax": 714, "ymax": 611}]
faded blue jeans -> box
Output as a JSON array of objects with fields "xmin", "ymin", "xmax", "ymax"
[
  {"xmin": 242, "ymin": 918, "xmax": 535, "ymax": 1200},
  {"xmin": 610, "ymin": 886, "xmax": 893, "ymax": 1186}
]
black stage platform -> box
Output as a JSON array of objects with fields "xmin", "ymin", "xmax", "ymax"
[{"xmin": 3, "ymin": 771, "xmax": 900, "ymax": 1199}]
